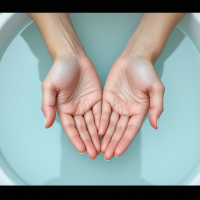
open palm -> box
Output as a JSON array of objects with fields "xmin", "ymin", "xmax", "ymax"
[
  {"xmin": 99, "ymin": 55, "xmax": 165, "ymax": 160},
  {"xmin": 42, "ymin": 55, "xmax": 102, "ymax": 159}
]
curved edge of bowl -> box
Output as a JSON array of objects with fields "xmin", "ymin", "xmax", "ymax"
[
  {"xmin": 0, "ymin": 13, "xmax": 200, "ymax": 185},
  {"xmin": 0, "ymin": 13, "xmax": 31, "ymax": 185}
]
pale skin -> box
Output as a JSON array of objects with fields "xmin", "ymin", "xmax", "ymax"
[
  {"xmin": 28, "ymin": 13, "xmax": 102, "ymax": 159},
  {"xmin": 28, "ymin": 13, "xmax": 186, "ymax": 160},
  {"xmin": 98, "ymin": 13, "xmax": 186, "ymax": 160}
]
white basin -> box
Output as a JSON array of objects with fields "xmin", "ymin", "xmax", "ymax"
[{"xmin": 0, "ymin": 13, "xmax": 200, "ymax": 185}]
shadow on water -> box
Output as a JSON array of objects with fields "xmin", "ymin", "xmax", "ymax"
[{"xmin": 21, "ymin": 14, "xmax": 185, "ymax": 185}]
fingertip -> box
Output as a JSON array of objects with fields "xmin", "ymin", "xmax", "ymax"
[
  {"xmin": 115, "ymin": 148, "xmax": 122, "ymax": 157},
  {"xmin": 88, "ymin": 150, "xmax": 97, "ymax": 159},
  {"xmin": 99, "ymin": 135, "xmax": 103, "ymax": 139},
  {"xmin": 104, "ymin": 154, "xmax": 113, "ymax": 161},
  {"xmin": 115, "ymin": 138, "xmax": 132, "ymax": 157},
  {"xmin": 70, "ymin": 136, "xmax": 86, "ymax": 153},
  {"xmin": 104, "ymin": 147, "xmax": 114, "ymax": 161},
  {"xmin": 101, "ymin": 137, "xmax": 108, "ymax": 153},
  {"xmin": 44, "ymin": 106, "xmax": 56, "ymax": 128},
  {"xmin": 98, "ymin": 122, "xmax": 107, "ymax": 136},
  {"xmin": 96, "ymin": 144, "xmax": 101, "ymax": 155},
  {"xmin": 101, "ymin": 145, "xmax": 106, "ymax": 153},
  {"xmin": 76, "ymin": 141, "xmax": 86, "ymax": 154},
  {"xmin": 94, "ymin": 138, "xmax": 101, "ymax": 155},
  {"xmin": 85, "ymin": 141, "xmax": 98, "ymax": 159},
  {"xmin": 91, "ymin": 154, "xmax": 97, "ymax": 159},
  {"xmin": 93, "ymin": 137, "xmax": 101, "ymax": 155},
  {"xmin": 149, "ymin": 109, "xmax": 159, "ymax": 129}
]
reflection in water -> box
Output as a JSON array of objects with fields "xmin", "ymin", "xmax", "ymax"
[{"xmin": 21, "ymin": 13, "xmax": 185, "ymax": 185}]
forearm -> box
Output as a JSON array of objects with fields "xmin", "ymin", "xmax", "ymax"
[
  {"xmin": 123, "ymin": 13, "xmax": 186, "ymax": 63},
  {"xmin": 28, "ymin": 13, "xmax": 85, "ymax": 61}
]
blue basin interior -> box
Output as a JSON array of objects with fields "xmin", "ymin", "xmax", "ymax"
[{"xmin": 0, "ymin": 13, "xmax": 200, "ymax": 185}]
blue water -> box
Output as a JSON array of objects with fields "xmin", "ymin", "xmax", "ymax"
[{"xmin": 0, "ymin": 13, "xmax": 200, "ymax": 185}]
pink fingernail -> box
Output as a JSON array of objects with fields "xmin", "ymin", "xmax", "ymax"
[{"xmin": 104, "ymin": 158, "xmax": 110, "ymax": 161}]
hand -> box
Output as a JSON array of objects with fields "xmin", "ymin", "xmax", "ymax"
[
  {"xmin": 98, "ymin": 55, "xmax": 165, "ymax": 160},
  {"xmin": 41, "ymin": 55, "xmax": 102, "ymax": 159}
]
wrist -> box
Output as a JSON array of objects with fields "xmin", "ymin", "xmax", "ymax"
[
  {"xmin": 29, "ymin": 13, "xmax": 86, "ymax": 62},
  {"xmin": 122, "ymin": 13, "xmax": 186, "ymax": 64},
  {"xmin": 122, "ymin": 21, "xmax": 166, "ymax": 64},
  {"xmin": 46, "ymin": 15, "xmax": 86, "ymax": 61},
  {"xmin": 52, "ymin": 32, "xmax": 86, "ymax": 62}
]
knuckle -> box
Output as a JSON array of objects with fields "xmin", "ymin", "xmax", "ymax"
[
  {"xmin": 87, "ymin": 120, "xmax": 94, "ymax": 126},
  {"xmin": 68, "ymin": 134, "xmax": 80, "ymax": 141},
  {"xmin": 111, "ymin": 138, "xmax": 119, "ymax": 143},
  {"xmin": 160, "ymin": 83, "xmax": 165, "ymax": 93},
  {"xmin": 158, "ymin": 107, "xmax": 164, "ymax": 113},
  {"xmin": 41, "ymin": 81, "xmax": 51, "ymax": 91},
  {"xmin": 41, "ymin": 82, "xmax": 46, "ymax": 90},
  {"xmin": 64, "ymin": 124, "xmax": 75, "ymax": 130},
  {"xmin": 77, "ymin": 125, "xmax": 87, "ymax": 132},
  {"xmin": 100, "ymin": 118, "xmax": 109, "ymax": 123},
  {"xmin": 93, "ymin": 111, "xmax": 101, "ymax": 118},
  {"xmin": 162, "ymin": 84, "xmax": 165, "ymax": 92},
  {"xmin": 82, "ymin": 138, "xmax": 91, "ymax": 143},
  {"xmin": 127, "ymin": 124, "xmax": 140, "ymax": 131},
  {"xmin": 102, "ymin": 99, "xmax": 109, "ymax": 105},
  {"xmin": 104, "ymin": 134, "xmax": 111, "ymax": 140},
  {"xmin": 154, "ymin": 82, "xmax": 165, "ymax": 93},
  {"xmin": 109, "ymin": 121, "xmax": 117, "ymax": 127},
  {"xmin": 116, "ymin": 126, "xmax": 126, "ymax": 132},
  {"xmin": 102, "ymin": 110, "xmax": 110, "ymax": 115},
  {"xmin": 122, "ymin": 136, "xmax": 131, "ymax": 142}
]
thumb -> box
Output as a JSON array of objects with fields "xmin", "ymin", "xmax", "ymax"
[
  {"xmin": 41, "ymin": 82, "xmax": 57, "ymax": 128},
  {"xmin": 148, "ymin": 81, "xmax": 165, "ymax": 129}
]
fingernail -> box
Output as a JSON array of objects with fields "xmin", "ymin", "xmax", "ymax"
[
  {"xmin": 115, "ymin": 155, "xmax": 118, "ymax": 157},
  {"xmin": 79, "ymin": 152, "xmax": 84, "ymax": 154},
  {"xmin": 104, "ymin": 158, "xmax": 110, "ymax": 161},
  {"xmin": 45, "ymin": 117, "xmax": 46, "ymax": 127},
  {"xmin": 157, "ymin": 119, "xmax": 159, "ymax": 129}
]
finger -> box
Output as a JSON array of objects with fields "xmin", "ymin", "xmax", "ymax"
[
  {"xmin": 104, "ymin": 116, "xmax": 129, "ymax": 160},
  {"xmin": 74, "ymin": 116, "xmax": 97, "ymax": 159},
  {"xmin": 59, "ymin": 113, "xmax": 85, "ymax": 153},
  {"xmin": 84, "ymin": 110, "xmax": 101, "ymax": 155},
  {"xmin": 41, "ymin": 82, "xmax": 56, "ymax": 128},
  {"xmin": 101, "ymin": 111, "xmax": 119, "ymax": 153},
  {"xmin": 149, "ymin": 82, "xmax": 165, "ymax": 129},
  {"xmin": 98, "ymin": 100, "xmax": 112, "ymax": 137},
  {"xmin": 92, "ymin": 101, "xmax": 102, "ymax": 131},
  {"xmin": 115, "ymin": 114, "xmax": 145, "ymax": 157}
]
